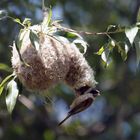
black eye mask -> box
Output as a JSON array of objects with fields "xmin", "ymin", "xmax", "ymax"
[
  {"xmin": 75, "ymin": 85, "xmax": 90, "ymax": 95},
  {"xmin": 75, "ymin": 85, "xmax": 100, "ymax": 97}
]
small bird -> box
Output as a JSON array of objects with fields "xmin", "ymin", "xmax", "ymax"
[{"xmin": 58, "ymin": 88, "xmax": 100, "ymax": 126}]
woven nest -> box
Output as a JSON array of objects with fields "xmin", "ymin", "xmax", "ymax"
[{"xmin": 11, "ymin": 24, "xmax": 97, "ymax": 92}]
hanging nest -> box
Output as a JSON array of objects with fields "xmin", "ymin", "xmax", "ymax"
[{"xmin": 11, "ymin": 16, "xmax": 97, "ymax": 92}]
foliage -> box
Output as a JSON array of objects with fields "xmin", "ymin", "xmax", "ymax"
[
  {"xmin": 0, "ymin": 7, "xmax": 89, "ymax": 114},
  {"xmin": 6, "ymin": 79, "xmax": 19, "ymax": 114},
  {"xmin": 0, "ymin": 1, "xmax": 140, "ymax": 140},
  {"xmin": 0, "ymin": 6, "xmax": 140, "ymax": 115},
  {"xmin": 95, "ymin": 24, "xmax": 140, "ymax": 66}
]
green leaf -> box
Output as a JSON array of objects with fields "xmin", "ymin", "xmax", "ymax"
[
  {"xmin": 56, "ymin": 30, "xmax": 87, "ymax": 53},
  {"xmin": 0, "ymin": 10, "xmax": 8, "ymax": 20},
  {"xmin": 0, "ymin": 63, "xmax": 12, "ymax": 72},
  {"xmin": 107, "ymin": 24, "xmax": 125, "ymax": 32},
  {"xmin": 47, "ymin": 7, "xmax": 52, "ymax": 26},
  {"xmin": 16, "ymin": 29, "xmax": 26, "ymax": 49},
  {"xmin": 96, "ymin": 47, "xmax": 104, "ymax": 55},
  {"xmin": 6, "ymin": 80, "xmax": 19, "ymax": 114},
  {"xmin": 97, "ymin": 41, "xmax": 115, "ymax": 66},
  {"xmin": 42, "ymin": 7, "xmax": 52, "ymax": 26},
  {"xmin": 14, "ymin": 18, "xmax": 21, "ymax": 24},
  {"xmin": 134, "ymin": 36, "xmax": 140, "ymax": 66},
  {"xmin": 54, "ymin": 35, "xmax": 70, "ymax": 44},
  {"xmin": 13, "ymin": 18, "xmax": 23, "ymax": 26},
  {"xmin": 136, "ymin": 22, "xmax": 140, "ymax": 27},
  {"xmin": 15, "ymin": 29, "xmax": 30, "ymax": 67},
  {"xmin": 66, "ymin": 32, "xmax": 82, "ymax": 39},
  {"xmin": 101, "ymin": 50, "xmax": 112, "ymax": 67},
  {"xmin": 117, "ymin": 42, "xmax": 128, "ymax": 61},
  {"xmin": 51, "ymin": 20, "xmax": 62, "ymax": 26},
  {"xmin": 14, "ymin": 42, "xmax": 25, "ymax": 64},
  {"xmin": 110, "ymin": 40, "xmax": 115, "ymax": 47},
  {"xmin": 125, "ymin": 26, "xmax": 139, "ymax": 45},
  {"xmin": 29, "ymin": 30, "xmax": 40, "ymax": 50},
  {"xmin": 108, "ymin": 39, "xmax": 116, "ymax": 51},
  {"xmin": 107, "ymin": 25, "xmax": 117, "ymax": 32},
  {"xmin": 0, "ymin": 74, "xmax": 15, "ymax": 95},
  {"xmin": 57, "ymin": 31, "xmax": 82, "ymax": 41},
  {"xmin": 0, "ymin": 87, "xmax": 4, "ymax": 96},
  {"xmin": 73, "ymin": 39, "xmax": 88, "ymax": 54},
  {"xmin": 22, "ymin": 18, "xmax": 31, "ymax": 27},
  {"xmin": 101, "ymin": 44, "xmax": 112, "ymax": 66}
]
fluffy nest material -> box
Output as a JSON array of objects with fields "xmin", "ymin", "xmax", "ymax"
[{"xmin": 11, "ymin": 24, "xmax": 97, "ymax": 92}]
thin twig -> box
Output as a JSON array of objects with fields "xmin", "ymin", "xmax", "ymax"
[{"xmin": 54, "ymin": 24, "xmax": 124, "ymax": 36}]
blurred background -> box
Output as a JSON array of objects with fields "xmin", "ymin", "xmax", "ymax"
[{"xmin": 0, "ymin": 0, "xmax": 140, "ymax": 140}]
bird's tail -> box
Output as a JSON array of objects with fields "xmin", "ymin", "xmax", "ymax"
[{"xmin": 58, "ymin": 114, "xmax": 71, "ymax": 126}]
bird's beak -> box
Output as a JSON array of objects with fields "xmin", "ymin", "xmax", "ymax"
[
  {"xmin": 96, "ymin": 90, "xmax": 100, "ymax": 96},
  {"xmin": 88, "ymin": 89, "xmax": 100, "ymax": 97}
]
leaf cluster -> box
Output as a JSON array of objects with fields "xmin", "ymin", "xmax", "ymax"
[
  {"xmin": 96, "ymin": 23, "xmax": 140, "ymax": 67},
  {"xmin": 0, "ymin": 7, "xmax": 140, "ymax": 114},
  {"xmin": 0, "ymin": 7, "xmax": 88, "ymax": 114}
]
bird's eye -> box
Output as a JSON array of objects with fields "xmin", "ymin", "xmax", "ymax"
[{"xmin": 90, "ymin": 89, "xmax": 100, "ymax": 97}]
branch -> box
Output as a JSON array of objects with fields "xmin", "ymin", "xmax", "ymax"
[{"xmin": 55, "ymin": 25, "xmax": 124, "ymax": 36}]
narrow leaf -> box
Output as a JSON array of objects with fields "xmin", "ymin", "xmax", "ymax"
[
  {"xmin": 125, "ymin": 26, "xmax": 138, "ymax": 44},
  {"xmin": 66, "ymin": 32, "xmax": 82, "ymax": 39},
  {"xmin": 22, "ymin": 18, "xmax": 31, "ymax": 27},
  {"xmin": 14, "ymin": 42, "xmax": 24, "ymax": 63},
  {"xmin": 0, "ymin": 74, "xmax": 15, "ymax": 95},
  {"xmin": 101, "ymin": 51, "xmax": 112, "ymax": 67},
  {"xmin": 14, "ymin": 18, "xmax": 21, "ymax": 24},
  {"xmin": 42, "ymin": 7, "xmax": 52, "ymax": 26},
  {"xmin": 29, "ymin": 30, "xmax": 40, "ymax": 50},
  {"xmin": 6, "ymin": 80, "xmax": 19, "ymax": 114},
  {"xmin": 111, "ymin": 40, "xmax": 115, "ymax": 47},
  {"xmin": 15, "ymin": 28, "xmax": 30, "ymax": 65},
  {"xmin": 16, "ymin": 29, "xmax": 26, "ymax": 49},
  {"xmin": 14, "ymin": 41, "xmax": 30, "ymax": 67},
  {"xmin": 0, "ymin": 63, "xmax": 12, "ymax": 72},
  {"xmin": 125, "ymin": 43, "xmax": 129, "ymax": 54},
  {"xmin": 116, "ymin": 42, "xmax": 129, "ymax": 61},
  {"xmin": 13, "ymin": 18, "xmax": 23, "ymax": 26},
  {"xmin": 51, "ymin": 20, "xmax": 62, "ymax": 26},
  {"xmin": 96, "ymin": 47, "xmax": 104, "ymax": 55},
  {"xmin": 54, "ymin": 36, "xmax": 70, "ymax": 44},
  {"xmin": 0, "ymin": 10, "xmax": 8, "ymax": 20},
  {"xmin": 107, "ymin": 25, "xmax": 117, "ymax": 32},
  {"xmin": 136, "ymin": 22, "xmax": 140, "ymax": 27},
  {"xmin": 108, "ymin": 40, "xmax": 115, "ymax": 51},
  {"xmin": 73, "ymin": 39, "xmax": 88, "ymax": 54},
  {"xmin": 118, "ymin": 45, "xmax": 127, "ymax": 61},
  {"xmin": 101, "ymin": 44, "xmax": 112, "ymax": 66},
  {"xmin": 47, "ymin": 7, "xmax": 52, "ymax": 26},
  {"xmin": 0, "ymin": 87, "xmax": 4, "ymax": 96}
]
